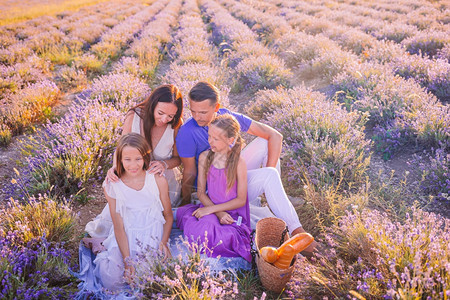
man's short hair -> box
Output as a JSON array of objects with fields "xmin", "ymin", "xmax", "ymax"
[{"xmin": 189, "ymin": 81, "xmax": 220, "ymax": 105}]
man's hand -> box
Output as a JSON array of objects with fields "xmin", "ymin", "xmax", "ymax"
[{"xmin": 180, "ymin": 156, "xmax": 197, "ymax": 206}]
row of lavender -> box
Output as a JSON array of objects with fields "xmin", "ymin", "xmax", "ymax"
[
  {"xmin": 219, "ymin": 0, "xmax": 449, "ymax": 198},
  {"xmin": 1, "ymin": 0, "xmax": 183, "ymax": 297},
  {"xmin": 0, "ymin": 0, "xmax": 159, "ymax": 146},
  {"xmin": 210, "ymin": 0, "xmax": 449, "ymax": 298},
  {"xmin": 281, "ymin": 0, "xmax": 449, "ymax": 53},
  {"xmin": 226, "ymin": 0, "xmax": 450, "ymax": 102},
  {"xmin": 16, "ymin": 0, "xmax": 181, "ymax": 200},
  {"xmin": 273, "ymin": 0, "xmax": 450, "ymax": 102},
  {"xmin": 2, "ymin": 0, "xmax": 252, "ymax": 297},
  {"xmin": 2, "ymin": 0, "xmax": 449, "ymax": 298},
  {"xmin": 214, "ymin": 0, "xmax": 450, "ymax": 106},
  {"xmin": 160, "ymin": 0, "xmax": 231, "ymax": 110}
]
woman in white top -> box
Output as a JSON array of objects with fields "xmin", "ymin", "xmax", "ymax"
[
  {"xmin": 84, "ymin": 85, "xmax": 183, "ymax": 242},
  {"xmin": 108, "ymin": 84, "xmax": 183, "ymax": 206}
]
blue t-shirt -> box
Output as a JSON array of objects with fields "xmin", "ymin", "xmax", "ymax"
[{"xmin": 176, "ymin": 107, "xmax": 252, "ymax": 165}]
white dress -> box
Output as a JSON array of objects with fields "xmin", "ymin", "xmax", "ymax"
[
  {"xmin": 84, "ymin": 110, "xmax": 181, "ymax": 239},
  {"xmin": 93, "ymin": 173, "xmax": 165, "ymax": 290}
]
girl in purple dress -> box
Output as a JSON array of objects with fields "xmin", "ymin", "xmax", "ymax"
[{"xmin": 176, "ymin": 114, "xmax": 251, "ymax": 262}]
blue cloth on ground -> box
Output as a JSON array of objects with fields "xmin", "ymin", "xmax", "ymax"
[
  {"xmin": 73, "ymin": 229, "xmax": 251, "ymax": 299},
  {"xmin": 72, "ymin": 243, "xmax": 136, "ymax": 300},
  {"xmin": 169, "ymin": 229, "xmax": 251, "ymax": 273}
]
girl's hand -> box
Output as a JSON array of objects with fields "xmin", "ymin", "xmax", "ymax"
[
  {"xmin": 106, "ymin": 166, "xmax": 119, "ymax": 182},
  {"xmin": 148, "ymin": 160, "xmax": 167, "ymax": 176},
  {"xmin": 159, "ymin": 242, "xmax": 172, "ymax": 261},
  {"xmin": 124, "ymin": 262, "xmax": 135, "ymax": 284},
  {"xmin": 216, "ymin": 212, "xmax": 234, "ymax": 225},
  {"xmin": 192, "ymin": 206, "xmax": 213, "ymax": 219}
]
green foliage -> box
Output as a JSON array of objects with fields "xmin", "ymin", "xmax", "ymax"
[
  {"xmin": 0, "ymin": 196, "xmax": 76, "ymax": 244},
  {"xmin": 0, "ymin": 123, "xmax": 12, "ymax": 146}
]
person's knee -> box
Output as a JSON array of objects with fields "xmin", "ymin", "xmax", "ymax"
[
  {"xmin": 99, "ymin": 262, "xmax": 125, "ymax": 290},
  {"xmin": 264, "ymin": 167, "xmax": 279, "ymax": 178},
  {"xmin": 245, "ymin": 137, "xmax": 268, "ymax": 149}
]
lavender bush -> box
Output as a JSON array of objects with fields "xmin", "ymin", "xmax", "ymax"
[
  {"xmin": 372, "ymin": 21, "xmax": 416, "ymax": 43},
  {"xmin": 0, "ymin": 232, "xmax": 75, "ymax": 299},
  {"xmin": 437, "ymin": 44, "xmax": 450, "ymax": 63},
  {"xmin": 56, "ymin": 65, "xmax": 88, "ymax": 91},
  {"xmin": 234, "ymin": 54, "xmax": 292, "ymax": 91},
  {"xmin": 72, "ymin": 53, "xmax": 104, "ymax": 75},
  {"xmin": 132, "ymin": 237, "xmax": 240, "ymax": 299},
  {"xmin": 402, "ymin": 30, "xmax": 450, "ymax": 58},
  {"xmin": 391, "ymin": 55, "xmax": 450, "ymax": 102},
  {"xmin": 413, "ymin": 146, "xmax": 450, "ymax": 202},
  {"xmin": 0, "ymin": 54, "xmax": 50, "ymax": 97},
  {"xmin": 287, "ymin": 208, "xmax": 450, "ymax": 299},
  {"xmin": 21, "ymin": 100, "xmax": 123, "ymax": 200},
  {"xmin": 2, "ymin": 80, "xmax": 60, "ymax": 137},
  {"xmin": 248, "ymin": 86, "xmax": 371, "ymax": 190},
  {"xmin": 331, "ymin": 62, "xmax": 450, "ymax": 150},
  {"xmin": 88, "ymin": 72, "xmax": 149, "ymax": 111},
  {"xmin": 371, "ymin": 125, "xmax": 410, "ymax": 161},
  {"xmin": 1, "ymin": 195, "xmax": 76, "ymax": 244},
  {"xmin": 363, "ymin": 40, "xmax": 408, "ymax": 64}
]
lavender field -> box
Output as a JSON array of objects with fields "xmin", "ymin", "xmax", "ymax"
[{"xmin": 0, "ymin": 0, "xmax": 449, "ymax": 298}]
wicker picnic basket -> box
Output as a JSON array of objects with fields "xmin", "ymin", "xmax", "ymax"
[{"xmin": 255, "ymin": 217, "xmax": 297, "ymax": 293}]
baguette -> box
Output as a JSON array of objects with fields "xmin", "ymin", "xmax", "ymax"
[
  {"xmin": 278, "ymin": 232, "xmax": 314, "ymax": 253},
  {"xmin": 273, "ymin": 244, "xmax": 295, "ymax": 269},
  {"xmin": 260, "ymin": 246, "xmax": 279, "ymax": 263}
]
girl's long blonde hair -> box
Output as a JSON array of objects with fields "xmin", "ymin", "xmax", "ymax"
[{"xmin": 204, "ymin": 114, "xmax": 242, "ymax": 190}]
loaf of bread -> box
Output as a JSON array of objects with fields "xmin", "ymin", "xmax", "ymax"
[
  {"xmin": 259, "ymin": 246, "xmax": 279, "ymax": 263},
  {"xmin": 259, "ymin": 232, "xmax": 314, "ymax": 269}
]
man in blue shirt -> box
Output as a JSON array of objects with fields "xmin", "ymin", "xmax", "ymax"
[{"xmin": 176, "ymin": 81, "xmax": 316, "ymax": 253}]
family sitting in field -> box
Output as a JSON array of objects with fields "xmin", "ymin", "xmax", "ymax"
[{"xmin": 80, "ymin": 82, "xmax": 317, "ymax": 291}]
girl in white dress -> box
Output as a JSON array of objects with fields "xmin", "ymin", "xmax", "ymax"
[
  {"xmin": 93, "ymin": 133, "xmax": 173, "ymax": 291},
  {"xmin": 84, "ymin": 85, "xmax": 183, "ymax": 244},
  {"xmin": 109, "ymin": 84, "xmax": 183, "ymax": 206}
]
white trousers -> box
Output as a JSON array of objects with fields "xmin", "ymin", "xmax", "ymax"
[{"xmin": 241, "ymin": 138, "xmax": 302, "ymax": 234}]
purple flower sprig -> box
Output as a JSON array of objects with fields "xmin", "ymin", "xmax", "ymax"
[{"xmin": 131, "ymin": 236, "xmax": 240, "ymax": 299}]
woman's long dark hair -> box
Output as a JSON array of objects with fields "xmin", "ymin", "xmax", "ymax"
[{"xmin": 130, "ymin": 84, "xmax": 183, "ymax": 149}]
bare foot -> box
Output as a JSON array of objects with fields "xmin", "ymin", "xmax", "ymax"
[{"xmin": 82, "ymin": 237, "xmax": 106, "ymax": 254}]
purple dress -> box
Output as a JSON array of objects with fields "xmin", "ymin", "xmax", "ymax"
[{"xmin": 176, "ymin": 165, "xmax": 252, "ymax": 262}]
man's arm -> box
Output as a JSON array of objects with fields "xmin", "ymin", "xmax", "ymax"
[
  {"xmin": 246, "ymin": 120, "xmax": 283, "ymax": 168},
  {"xmin": 180, "ymin": 156, "xmax": 197, "ymax": 206}
]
